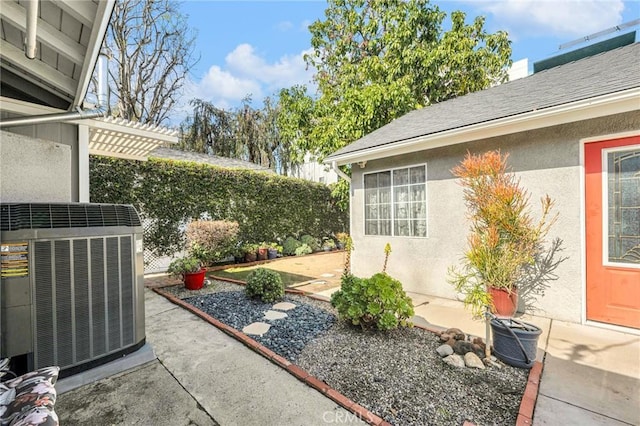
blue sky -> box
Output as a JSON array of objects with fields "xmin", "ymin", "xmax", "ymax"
[{"xmin": 179, "ymin": 0, "xmax": 640, "ymax": 113}]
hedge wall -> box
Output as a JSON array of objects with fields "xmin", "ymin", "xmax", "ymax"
[{"xmin": 90, "ymin": 156, "xmax": 348, "ymax": 256}]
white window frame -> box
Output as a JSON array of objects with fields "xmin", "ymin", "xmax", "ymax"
[
  {"xmin": 602, "ymin": 145, "xmax": 640, "ymax": 269},
  {"xmin": 363, "ymin": 163, "xmax": 428, "ymax": 238}
]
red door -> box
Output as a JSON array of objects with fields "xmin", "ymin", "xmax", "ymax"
[{"xmin": 585, "ymin": 136, "xmax": 640, "ymax": 329}]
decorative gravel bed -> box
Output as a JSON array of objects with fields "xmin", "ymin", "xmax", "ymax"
[
  {"xmin": 183, "ymin": 291, "xmax": 335, "ymax": 361},
  {"xmin": 163, "ymin": 280, "xmax": 529, "ymax": 425}
]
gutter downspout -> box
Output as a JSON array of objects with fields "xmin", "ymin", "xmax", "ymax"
[
  {"xmin": 0, "ymin": 55, "xmax": 109, "ymax": 128},
  {"xmin": 25, "ymin": 0, "xmax": 38, "ymax": 59},
  {"xmin": 330, "ymin": 161, "xmax": 351, "ymax": 182}
]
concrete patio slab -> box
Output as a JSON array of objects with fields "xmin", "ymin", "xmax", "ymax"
[
  {"xmin": 533, "ymin": 394, "xmax": 630, "ymax": 426},
  {"xmin": 534, "ymin": 320, "xmax": 640, "ymax": 425},
  {"xmin": 57, "ymin": 360, "xmax": 218, "ymax": 426}
]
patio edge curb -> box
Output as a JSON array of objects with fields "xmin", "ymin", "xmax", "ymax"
[{"xmin": 151, "ymin": 287, "xmax": 389, "ymax": 426}]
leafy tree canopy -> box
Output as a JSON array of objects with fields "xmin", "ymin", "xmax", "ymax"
[{"xmin": 279, "ymin": 0, "xmax": 512, "ymax": 161}]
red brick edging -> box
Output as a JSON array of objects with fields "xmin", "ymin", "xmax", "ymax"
[
  {"xmin": 152, "ymin": 284, "xmax": 543, "ymax": 426},
  {"xmin": 516, "ymin": 361, "xmax": 543, "ymax": 425}
]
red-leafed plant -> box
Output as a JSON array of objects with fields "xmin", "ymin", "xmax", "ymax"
[{"xmin": 448, "ymin": 150, "xmax": 557, "ymax": 317}]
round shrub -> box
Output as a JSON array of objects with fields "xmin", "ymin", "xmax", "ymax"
[
  {"xmin": 282, "ymin": 237, "xmax": 301, "ymax": 256},
  {"xmin": 300, "ymin": 234, "xmax": 320, "ymax": 252},
  {"xmin": 330, "ymin": 273, "xmax": 415, "ymax": 331},
  {"xmin": 245, "ymin": 268, "xmax": 284, "ymax": 303},
  {"xmin": 295, "ymin": 243, "xmax": 312, "ymax": 256}
]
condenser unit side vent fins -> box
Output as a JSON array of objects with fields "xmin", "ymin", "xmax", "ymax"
[
  {"xmin": 0, "ymin": 203, "xmax": 141, "ymax": 231},
  {"xmin": 55, "ymin": 240, "xmax": 74, "ymax": 367},
  {"xmin": 34, "ymin": 241, "xmax": 55, "ymax": 368},
  {"xmin": 73, "ymin": 239, "xmax": 92, "ymax": 363}
]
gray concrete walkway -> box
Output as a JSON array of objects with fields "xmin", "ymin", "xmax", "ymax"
[{"xmin": 57, "ymin": 289, "xmax": 364, "ymax": 425}]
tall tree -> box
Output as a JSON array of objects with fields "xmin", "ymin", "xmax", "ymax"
[
  {"xmin": 178, "ymin": 99, "xmax": 238, "ymax": 156},
  {"xmin": 105, "ymin": 0, "xmax": 198, "ymax": 125},
  {"xmin": 279, "ymin": 0, "xmax": 512, "ymax": 160},
  {"xmin": 179, "ymin": 96, "xmax": 297, "ymax": 174}
]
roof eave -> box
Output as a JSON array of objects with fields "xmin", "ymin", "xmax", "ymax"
[
  {"xmin": 325, "ymin": 88, "xmax": 640, "ymax": 166},
  {"xmin": 73, "ymin": 0, "xmax": 116, "ymax": 108}
]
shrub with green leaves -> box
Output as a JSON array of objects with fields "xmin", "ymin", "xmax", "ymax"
[
  {"xmin": 330, "ymin": 273, "xmax": 414, "ymax": 331},
  {"xmin": 245, "ymin": 268, "xmax": 285, "ymax": 303},
  {"xmin": 282, "ymin": 237, "xmax": 301, "ymax": 256},
  {"xmin": 295, "ymin": 243, "xmax": 312, "ymax": 256},
  {"xmin": 89, "ymin": 156, "xmax": 348, "ymax": 258},
  {"xmin": 300, "ymin": 234, "xmax": 320, "ymax": 252}
]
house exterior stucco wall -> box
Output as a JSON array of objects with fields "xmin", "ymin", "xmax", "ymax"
[
  {"xmin": 350, "ymin": 111, "xmax": 640, "ymax": 324},
  {"xmin": 1, "ymin": 130, "xmax": 73, "ymax": 202},
  {"xmin": 0, "ymin": 115, "xmax": 79, "ymax": 201}
]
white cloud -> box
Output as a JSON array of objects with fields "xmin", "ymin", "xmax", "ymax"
[
  {"xmin": 201, "ymin": 64, "xmax": 263, "ymax": 100},
  {"xmin": 479, "ymin": 0, "xmax": 625, "ymax": 38},
  {"xmin": 188, "ymin": 43, "xmax": 313, "ymax": 109},
  {"xmin": 276, "ymin": 20, "xmax": 293, "ymax": 31},
  {"xmin": 225, "ymin": 44, "xmax": 312, "ymax": 90}
]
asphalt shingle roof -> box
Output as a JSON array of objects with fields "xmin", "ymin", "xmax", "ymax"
[
  {"xmin": 327, "ymin": 42, "xmax": 640, "ymax": 160},
  {"xmin": 149, "ymin": 147, "xmax": 274, "ymax": 172}
]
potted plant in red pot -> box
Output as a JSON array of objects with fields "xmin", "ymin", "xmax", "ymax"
[
  {"xmin": 168, "ymin": 255, "xmax": 206, "ymax": 290},
  {"xmin": 448, "ymin": 150, "xmax": 557, "ymax": 318},
  {"xmin": 447, "ymin": 150, "xmax": 557, "ymax": 368}
]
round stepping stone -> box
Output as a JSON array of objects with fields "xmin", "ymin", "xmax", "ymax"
[
  {"xmin": 242, "ymin": 322, "xmax": 271, "ymax": 336},
  {"xmin": 264, "ymin": 310, "xmax": 288, "ymax": 320},
  {"xmin": 320, "ymin": 273, "xmax": 335, "ymax": 278},
  {"xmin": 272, "ymin": 302, "xmax": 296, "ymax": 311}
]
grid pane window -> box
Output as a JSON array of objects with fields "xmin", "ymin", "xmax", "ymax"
[
  {"xmin": 364, "ymin": 165, "xmax": 427, "ymax": 237},
  {"xmin": 365, "ymin": 171, "xmax": 392, "ymax": 236}
]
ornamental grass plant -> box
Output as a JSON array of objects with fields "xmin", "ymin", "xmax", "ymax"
[{"xmin": 448, "ymin": 150, "xmax": 557, "ymax": 317}]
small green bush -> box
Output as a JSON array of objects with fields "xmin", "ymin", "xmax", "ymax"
[
  {"xmin": 245, "ymin": 268, "xmax": 285, "ymax": 303},
  {"xmin": 295, "ymin": 243, "xmax": 312, "ymax": 256},
  {"xmin": 283, "ymin": 237, "xmax": 301, "ymax": 256},
  {"xmin": 300, "ymin": 234, "xmax": 320, "ymax": 252},
  {"xmin": 330, "ymin": 273, "xmax": 415, "ymax": 331}
]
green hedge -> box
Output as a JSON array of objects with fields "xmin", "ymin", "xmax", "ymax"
[{"xmin": 90, "ymin": 156, "xmax": 348, "ymax": 256}]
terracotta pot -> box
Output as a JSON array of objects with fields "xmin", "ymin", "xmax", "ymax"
[
  {"xmin": 257, "ymin": 247, "xmax": 268, "ymax": 261},
  {"xmin": 184, "ymin": 269, "xmax": 206, "ymax": 290},
  {"xmin": 489, "ymin": 286, "xmax": 518, "ymax": 317}
]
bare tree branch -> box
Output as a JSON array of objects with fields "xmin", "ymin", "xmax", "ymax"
[{"xmin": 102, "ymin": 0, "xmax": 198, "ymax": 126}]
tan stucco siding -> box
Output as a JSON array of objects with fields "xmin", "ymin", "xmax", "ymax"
[{"xmin": 350, "ymin": 111, "xmax": 640, "ymax": 324}]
